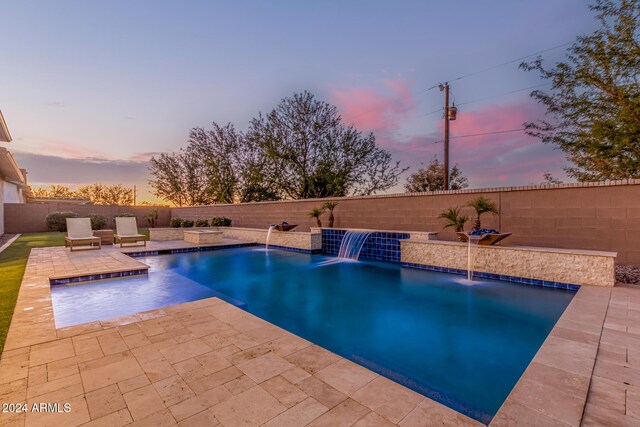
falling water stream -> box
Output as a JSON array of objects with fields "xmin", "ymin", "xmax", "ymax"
[
  {"xmin": 338, "ymin": 231, "xmax": 372, "ymax": 260},
  {"xmin": 265, "ymin": 225, "xmax": 276, "ymax": 250},
  {"xmin": 467, "ymin": 234, "xmax": 484, "ymax": 281}
]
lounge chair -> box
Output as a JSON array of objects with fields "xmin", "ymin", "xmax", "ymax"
[
  {"xmin": 457, "ymin": 231, "xmax": 512, "ymax": 245},
  {"xmin": 114, "ymin": 217, "xmax": 147, "ymax": 248},
  {"xmin": 65, "ymin": 218, "xmax": 101, "ymax": 251}
]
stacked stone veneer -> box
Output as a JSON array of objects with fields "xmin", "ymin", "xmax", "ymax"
[
  {"xmin": 401, "ymin": 239, "xmax": 616, "ymax": 287},
  {"xmin": 149, "ymin": 226, "xmax": 321, "ymax": 251},
  {"xmin": 222, "ymin": 227, "xmax": 321, "ymax": 251}
]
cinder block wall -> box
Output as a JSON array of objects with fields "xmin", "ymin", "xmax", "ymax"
[
  {"xmin": 3, "ymin": 203, "xmax": 171, "ymax": 233},
  {"xmin": 172, "ymin": 180, "xmax": 640, "ymax": 264}
]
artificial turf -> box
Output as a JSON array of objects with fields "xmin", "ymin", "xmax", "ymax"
[{"xmin": 0, "ymin": 232, "xmax": 65, "ymax": 354}]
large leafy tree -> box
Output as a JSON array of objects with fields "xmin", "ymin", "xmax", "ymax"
[
  {"xmin": 148, "ymin": 151, "xmax": 214, "ymax": 206},
  {"xmin": 187, "ymin": 123, "xmax": 279, "ymax": 204},
  {"xmin": 404, "ymin": 157, "xmax": 469, "ymax": 192},
  {"xmin": 248, "ymin": 91, "xmax": 406, "ymax": 199},
  {"xmin": 521, "ymin": 0, "xmax": 640, "ymax": 181}
]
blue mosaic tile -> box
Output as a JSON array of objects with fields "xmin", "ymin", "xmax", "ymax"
[
  {"xmin": 400, "ymin": 262, "xmax": 579, "ymax": 291},
  {"xmin": 322, "ymin": 229, "xmax": 409, "ymax": 263},
  {"xmin": 50, "ymin": 269, "xmax": 149, "ymax": 286}
]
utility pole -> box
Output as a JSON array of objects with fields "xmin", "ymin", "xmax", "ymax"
[
  {"xmin": 439, "ymin": 82, "xmax": 456, "ymax": 191},
  {"xmin": 133, "ymin": 185, "xmax": 137, "ymax": 206}
]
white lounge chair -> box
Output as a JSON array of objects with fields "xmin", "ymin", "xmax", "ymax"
[
  {"xmin": 65, "ymin": 218, "xmax": 101, "ymax": 251},
  {"xmin": 114, "ymin": 217, "xmax": 147, "ymax": 248}
]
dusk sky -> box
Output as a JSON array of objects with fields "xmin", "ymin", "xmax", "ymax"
[{"xmin": 1, "ymin": 1, "xmax": 598, "ymax": 203}]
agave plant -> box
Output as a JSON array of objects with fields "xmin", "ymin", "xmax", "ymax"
[
  {"xmin": 438, "ymin": 206, "xmax": 469, "ymax": 238},
  {"xmin": 467, "ymin": 196, "xmax": 498, "ymax": 232},
  {"xmin": 308, "ymin": 207, "xmax": 325, "ymax": 227},
  {"xmin": 322, "ymin": 201, "xmax": 339, "ymax": 228}
]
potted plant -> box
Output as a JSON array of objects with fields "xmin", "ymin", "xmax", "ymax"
[
  {"xmin": 438, "ymin": 206, "xmax": 469, "ymax": 240},
  {"xmin": 467, "ymin": 196, "xmax": 498, "ymax": 232},
  {"xmin": 308, "ymin": 207, "xmax": 324, "ymax": 228},
  {"xmin": 322, "ymin": 201, "xmax": 339, "ymax": 228}
]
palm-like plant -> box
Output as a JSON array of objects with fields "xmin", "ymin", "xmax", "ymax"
[
  {"xmin": 308, "ymin": 207, "xmax": 324, "ymax": 227},
  {"xmin": 467, "ymin": 196, "xmax": 498, "ymax": 231},
  {"xmin": 322, "ymin": 201, "xmax": 339, "ymax": 228},
  {"xmin": 438, "ymin": 206, "xmax": 469, "ymax": 237}
]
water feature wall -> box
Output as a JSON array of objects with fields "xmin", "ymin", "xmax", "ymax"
[{"xmin": 322, "ymin": 229, "xmax": 410, "ymax": 263}]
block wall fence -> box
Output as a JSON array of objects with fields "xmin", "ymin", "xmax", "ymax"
[
  {"xmin": 3, "ymin": 203, "xmax": 171, "ymax": 233},
  {"xmin": 3, "ymin": 180, "xmax": 639, "ymax": 263},
  {"xmin": 172, "ymin": 181, "xmax": 640, "ymax": 264}
]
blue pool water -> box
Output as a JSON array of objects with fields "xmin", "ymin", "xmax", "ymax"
[{"xmin": 51, "ymin": 247, "xmax": 574, "ymax": 422}]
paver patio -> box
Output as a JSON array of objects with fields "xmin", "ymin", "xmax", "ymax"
[{"xmin": 0, "ymin": 240, "xmax": 638, "ymax": 426}]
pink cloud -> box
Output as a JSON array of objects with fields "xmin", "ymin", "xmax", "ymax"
[
  {"xmin": 376, "ymin": 97, "xmax": 571, "ymax": 189},
  {"xmin": 330, "ymin": 77, "xmax": 416, "ymax": 132}
]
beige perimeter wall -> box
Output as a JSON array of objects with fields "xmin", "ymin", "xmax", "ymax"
[
  {"xmin": 172, "ymin": 180, "xmax": 640, "ymax": 264},
  {"xmin": 3, "ymin": 203, "xmax": 171, "ymax": 233}
]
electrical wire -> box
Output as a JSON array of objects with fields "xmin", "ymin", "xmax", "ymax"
[
  {"xmin": 456, "ymin": 82, "xmax": 551, "ymax": 106},
  {"xmin": 345, "ymin": 41, "xmax": 571, "ymax": 122},
  {"xmin": 448, "ymin": 41, "xmax": 572, "ymax": 83},
  {"xmin": 432, "ymin": 127, "xmax": 526, "ymax": 144}
]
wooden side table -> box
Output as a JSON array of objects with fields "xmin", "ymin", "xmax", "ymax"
[{"xmin": 93, "ymin": 229, "xmax": 114, "ymax": 245}]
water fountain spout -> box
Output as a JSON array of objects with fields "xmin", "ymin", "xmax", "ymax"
[
  {"xmin": 265, "ymin": 225, "xmax": 276, "ymax": 250},
  {"xmin": 338, "ymin": 231, "xmax": 372, "ymax": 261},
  {"xmin": 466, "ymin": 233, "xmax": 483, "ymax": 281}
]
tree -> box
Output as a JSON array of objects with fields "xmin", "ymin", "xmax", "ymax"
[
  {"xmin": 32, "ymin": 185, "xmax": 76, "ymax": 199},
  {"xmin": 75, "ymin": 183, "xmax": 133, "ymax": 205},
  {"xmin": 148, "ymin": 151, "xmax": 214, "ymax": 206},
  {"xmin": 438, "ymin": 206, "xmax": 469, "ymax": 238},
  {"xmin": 467, "ymin": 196, "xmax": 499, "ymax": 232},
  {"xmin": 248, "ymin": 91, "xmax": 406, "ymax": 199},
  {"xmin": 404, "ymin": 157, "xmax": 469, "ymax": 192},
  {"xmin": 541, "ymin": 171, "xmax": 563, "ymax": 185},
  {"xmin": 322, "ymin": 201, "xmax": 339, "ymax": 228},
  {"xmin": 32, "ymin": 183, "xmax": 134, "ymax": 205},
  {"xmin": 308, "ymin": 207, "xmax": 324, "ymax": 227},
  {"xmin": 187, "ymin": 122, "xmax": 279, "ymax": 204},
  {"xmin": 521, "ymin": 0, "xmax": 640, "ymax": 181}
]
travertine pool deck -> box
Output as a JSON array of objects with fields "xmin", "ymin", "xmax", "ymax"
[{"xmin": 0, "ymin": 239, "xmax": 638, "ymax": 426}]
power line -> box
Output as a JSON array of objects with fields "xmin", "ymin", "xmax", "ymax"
[
  {"xmin": 345, "ymin": 41, "xmax": 571, "ymax": 122},
  {"xmin": 433, "ymin": 127, "xmax": 526, "ymax": 144},
  {"xmin": 448, "ymin": 41, "xmax": 572, "ymax": 83},
  {"xmin": 456, "ymin": 82, "xmax": 551, "ymax": 106}
]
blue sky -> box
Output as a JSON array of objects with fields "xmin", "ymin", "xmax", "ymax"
[{"xmin": 0, "ymin": 1, "xmax": 598, "ymax": 202}]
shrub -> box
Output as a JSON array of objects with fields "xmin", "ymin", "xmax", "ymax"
[
  {"xmin": 170, "ymin": 217, "xmax": 184, "ymax": 228},
  {"xmin": 195, "ymin": 219, "xmax": 209, "ymax": 227},
  {"xmin": 88, "ymin": 214, "xmax": 107, "ymax": 230},
  {"xmin": 45, "ymin": 212, "xmax": 78, "ymax": 232},
  {"xmin": 182, "ymin": 219, "xmax": 195, "ymax": 227},
  {"xmin": 211, "ymin": 217, "xmax": 232, "ymax": 227},
  {"xmin": 145, "ymin": 209, "xmax": 159, "ymax": 228}
]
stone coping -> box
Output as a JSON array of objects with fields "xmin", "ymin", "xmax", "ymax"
[
  {"xmin": 491, "ymin": 286, "xmax": 611, "ymax": 426},
  {"xmin": 318, "ymin": 227, "xmax": 438, "ymax": 237},
  {"xmin": 408, "ymin": 239, "xmax": 618, "ymax": 258},
  {"xmin": 171, "ymin": 179, "xmax": 640, "ymax": 207},
  {"xmin": 0, "ymin": 240, "xmax": 616, "ymax": 425}
]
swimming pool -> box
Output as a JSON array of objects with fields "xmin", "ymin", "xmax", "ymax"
[{"xmin": 51, "ymin": 247, "xmax": 574, "ymax": 422}]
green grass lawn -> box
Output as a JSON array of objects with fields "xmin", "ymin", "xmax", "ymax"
[
  {"xmin": 0, "ymin": 233, "xmax": 65, "ymax": 354},
  {"xmin": 0, "ymin": 229, "xmax": 151, "ymax": 354}
]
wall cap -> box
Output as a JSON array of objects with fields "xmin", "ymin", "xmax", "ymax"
[{"xmin": 171, "ymin": 179, "xmax": 640, "ymax": 209}]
